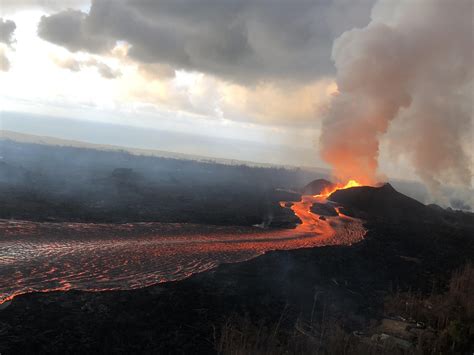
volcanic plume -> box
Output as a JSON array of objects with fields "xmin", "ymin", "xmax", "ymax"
[{"xmin": 319, "ymin": 0, "xmax": 473, "ymax": 192}]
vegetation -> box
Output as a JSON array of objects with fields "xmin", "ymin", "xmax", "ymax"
[
  {"xmin": 384, "ymin": 263, "xmax": 474, "ymax": 353},
  {"xmin": 215, "ymin": 264, "xmax": 474, "ymax": 354}
]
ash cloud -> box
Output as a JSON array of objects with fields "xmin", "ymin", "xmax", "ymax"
[
  {"xmin": 320, "ymin": 0, "xmax": 473, "ymax": 194},
  {"xmin": 37, "ymin": 0, "xmax": 374, "ymax": 84}
]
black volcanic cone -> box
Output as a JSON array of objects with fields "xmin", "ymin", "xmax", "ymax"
[
  {"xmin": 301, "ymin": 179, "xmax": 335, "ymax": 195},
  {"xmin": 328, "ymin": 183, "xmax": 433, "ymax": 221}
]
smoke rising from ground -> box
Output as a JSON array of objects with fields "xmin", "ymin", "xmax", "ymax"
[{"xmin": 320, "ymin": 0, "xmax": 473, "ymax": 193}]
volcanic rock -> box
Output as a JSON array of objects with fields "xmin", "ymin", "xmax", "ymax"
[
  {"xmin": 310, "ymin": 202, "xmax": 338, "ymax": 216},
  {"xmin": 328, "ymin": 183, "xmax": 432, "ymax": 221},
  {"xmin": 0, "ymin": 162, "xmax": 30, "ymax": 185},
  {"xmin": 427, "ymin": 203, "xmax": 445, "ymax": 213},
  {"xmin": 336, "ymin": 207, "xmax": 357, "ymax": 218},
  {"xmin": 301, "ymin": 179, "xmax": 334, "ymax": 195},
  {"xmin": 1, "ymin": 203, "xmax": 473, "ymax": 354}
]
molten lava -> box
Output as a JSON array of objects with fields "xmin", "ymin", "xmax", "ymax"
[
  {"xmin": 316, "ymin": 179, "xmax": 362, "ymax": 198},
  {"xmin": 0, "ymin": 180, "xmax": 367, "ymax": 305},
  {"xmin": 288, "ymin": 179, "xmax": 363, "ymax": 234}
]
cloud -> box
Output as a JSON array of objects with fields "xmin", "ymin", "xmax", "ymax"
[
  {"xmin": 0, "ymin": 46, "xmax": 10, "ymax": 71},
  {"xmin": 0, "ymin": 18, "xmax": 16, "ymax": 46},
  {"xmin": 93, "ymin": 60, "xmax": 121, "ymax": 79},
  {"xmin": 0, "ymin": 0, "xmax": 90, "ymax": 14},
  {"xmin": 137, "ymin": 63, "xmax": 177, "ymax": 81},
  {"xmin": 220, "ymin": 79, "xmax": 337, "ymax": 125},
  {"xmin": 53, "ymin": 56, "xmax": 81, "ymax": 71},
  {"xmin": 124, "ymin": 68, "xmax": 336, "ymax": 127},
  {"xmin": 53, "ymin": 54, "xmax": 121, "ymax": 79},
  {"xmin": 38, "ymin": 9, "xmax": 113, "ymax": 53},
  {"xmin": 0, "ymin": 18, "xmax": 16, "ymax": 71},
  {"xmin": 111, "ymin": 42, "xmax": 175, "ymax": 80},
  {"xmin": 37, "ymin": 0, "xmax": 374, "ymax": 84}
]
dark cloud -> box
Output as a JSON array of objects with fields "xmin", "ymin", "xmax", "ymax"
[
  {"xmin": 37, "ymin": 0, "xmax": 374, "ymax": 83},
  {"xmin": 0, "ymin": 18, "xmax": 16, "ymax": 46},
  {"xmin": 38, "ymin": 9, "xmax": 114, "ymax": 52},
  {"xmin": 1, "ymin": 0, "xmax": 89, "ymax": 14}
]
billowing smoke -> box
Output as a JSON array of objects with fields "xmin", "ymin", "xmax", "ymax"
[{"xmin": 320, "ymin": 0, "xmax": 473, "ymax": 191}]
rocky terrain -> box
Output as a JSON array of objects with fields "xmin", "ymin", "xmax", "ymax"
[
  {"xmin": 0, "ymin": 139, "xmax": 306, "ymax": 228},
  {"xmin": 1, "ymin": 184, "xmax": 473, "ymax": 354}
]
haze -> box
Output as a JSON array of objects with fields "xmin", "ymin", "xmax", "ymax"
[{"xmin": 1, "ymin": 0, "xmax": 472, "ymax": 207}]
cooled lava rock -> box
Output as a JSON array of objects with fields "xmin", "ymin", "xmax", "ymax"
[
  {"xmin": 310, "ymin": 202, "xmax": 338, "ymax": 216},
  {"xmin": 336, "ymin": 206, "xmax": 357, "ymax": 218},
  {"xmin": 301, "ymin": 179, "xmax": 334, "ymax": 195},
  {"xmin": 1, "ymin": 182, "xmax": 473, "ymax": 354},
  {"xmin": 328, "ymin": 183, "xmax": 433, "ymax": 221}
]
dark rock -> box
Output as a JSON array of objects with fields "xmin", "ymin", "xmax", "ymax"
[
  {"xmin": 310, "ymin": 203, "xmax": 338, "ymax": 216},
  {"xmin": 329, "ymin": 183, "xmax": 433, "ymax": 222},
  {"xmin": 269, "ymin": 204, "xmax": 301, "ymax": 228},
  {"xmin": 271, "ymin": 189, "xmax": 301, "ymax": 202},
  {"xmin": 337, "ymin": 207, "xmax": 359, "ymax": 218},
  {"xmin": 450, "ymin": 199, "xmax": 471, "ymax": 211},
  {"xmin": 1, "ymin": 215, "xmax": 473, "ymax": 354},
  {"xmin": 301, "ymin": 179, "xmax": 335, "ymax": 195},
  {"xmin": 428, "ymin": 203, "xmax": 445, "ymax": 212}
]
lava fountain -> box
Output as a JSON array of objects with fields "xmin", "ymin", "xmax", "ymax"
[{"xmin": 317, "ymin": 179, "xmax": 362, "ymax": 198}]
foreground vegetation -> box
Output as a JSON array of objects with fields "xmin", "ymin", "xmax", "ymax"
[{"xmin": 216, "ymin": 263, "xmax": 474, "ymax": 354}]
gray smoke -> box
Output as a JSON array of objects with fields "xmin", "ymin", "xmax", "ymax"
[{"xmin": 319, "ymin": 0, "xmax": 473, "ymax": 197}]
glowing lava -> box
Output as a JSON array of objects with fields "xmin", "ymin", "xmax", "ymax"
[
  {"xmin": 0, "ymin": 180, "xmax": 366, "ymax": 305},
  {"xmin": 316, "ymin": 179, "xmax": 362, "ymax": 198},
  {"xmin": 288, "ymin": 179, "xmax": 362, "ymax": 233}
]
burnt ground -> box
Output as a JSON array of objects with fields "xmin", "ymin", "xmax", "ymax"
[
  {"xmin": 1, "ymin": 206, "xmax": 473, "ymax": 354},
  {"xmin": 1, "ymin": 142, "xmax": 473, "ymax": 353},
  {"xmin": 0, "ymin": 140, "xmax": 308, "ymax": 228}
]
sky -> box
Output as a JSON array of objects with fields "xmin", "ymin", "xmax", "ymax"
[
  {"xmin": 0, "ymin": 0, "xmax": 472, "ymax": 196},
  {"xmin": 0, "ymin": 0, "xmax": 376, "ymax": 168}
]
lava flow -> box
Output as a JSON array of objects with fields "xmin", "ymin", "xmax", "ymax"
[
  {"xmin": 289, "ymin": 179, "xmax": 362, "ymax": 233},
  {"xmin": 0, "ymin": 181, "xmax": 365, "ymax": 305},
  {"xmin": 318, "ymin": 179, "xmax": 362, "ymax": 197}
]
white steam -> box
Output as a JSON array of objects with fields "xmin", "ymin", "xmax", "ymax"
[{"xmin": 320, "ymin": 0, "xmax": 473, "ymax": 199}]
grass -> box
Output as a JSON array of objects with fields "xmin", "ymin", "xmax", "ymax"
[
  {"xmin": 384, "ymin": 263, "xmax": 473, "ymax": 353},
  {"xmin": 215, "ymin": 263, "xmax": 474, "ymax": 354}
]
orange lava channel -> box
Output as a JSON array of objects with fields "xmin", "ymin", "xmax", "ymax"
[{"xmin": 0, "ymin": 181, "xmax": 365, "ymax": 305}]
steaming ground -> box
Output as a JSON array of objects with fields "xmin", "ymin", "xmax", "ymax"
[{"xmin": 0, "ymin": 197, "xmax": 365, "ymax": 304}]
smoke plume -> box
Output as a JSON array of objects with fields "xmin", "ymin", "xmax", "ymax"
[{"xmin": 320, "ymin": 0, "xmax": 473, "ymax": 191}]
